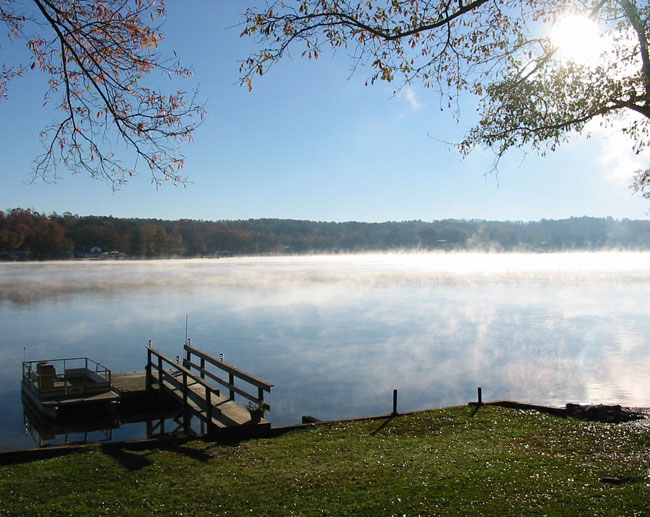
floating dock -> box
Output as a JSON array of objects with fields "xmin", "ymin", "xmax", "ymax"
[{"xmin": 21, "ymin": 358, "xmax": 120, "ymax": 419}]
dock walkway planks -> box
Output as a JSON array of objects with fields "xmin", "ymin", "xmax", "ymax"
[
  {"xmin": 112, "ymin": 370, "xmax": 268, "ymax": 429},
  {"xmin": 112, "ymin": 370, "xmax": 270, "ymax": 428},
  {"xmin": 111, "ymin": 371, "xmax": 150, "ymax": 397},
  {"xmin": 152, "ymin": 370, "xmax": 264, "ymax": 428}
]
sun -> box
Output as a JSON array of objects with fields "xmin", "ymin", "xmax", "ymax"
[{"xmin": 550, "ymin": 14, "xmax": 604, "ymax": 67}]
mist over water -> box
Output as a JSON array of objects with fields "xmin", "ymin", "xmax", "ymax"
[{"xmin": 1, "ymin": 252, "xmax": 649, "ymax": 449}]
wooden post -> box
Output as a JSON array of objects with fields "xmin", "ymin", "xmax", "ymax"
[
  {"xmin": 229, "ymin": 372, "xmax": 235, "ymax": 401},
  {"xmin": 206, "ymin": 388, "xmax": 212, "ymax": 431},
  {"xmin": 478, "ymin": 387, "xmax": 483, "ymax": 405},
  {"xmin": 185, "ymin": 339, "xmax": 191, "ymax": 366},
  {"xmin": 157, "ymin": 354, "xmax": 164, "ymax": 420},
  {"xmin": 392, "ymin": 389, "xmax": 398, "ymax": 416},
  {"xmin": 157, "ymin": 355, "xmax": 163, "ymax": 387},
  {"xmin": 182, "ymin": 371, "xmax": 190, "ymax": 434},
  {"xmin": 146, "ymin": 346, "xmax": 152, "ymax": 392},
  {"xmin": 200, "ymin": 357, "xmax": 205, "ymax": 380}
]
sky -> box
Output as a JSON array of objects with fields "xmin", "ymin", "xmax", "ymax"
[{"xmin": 1, "ymin": 1, "xmax": 649, "ymax": 223}]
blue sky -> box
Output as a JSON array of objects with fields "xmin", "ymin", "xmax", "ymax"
[{"xmin": 1, "ymin": 2, "xmax": 649, "ymax": 222}]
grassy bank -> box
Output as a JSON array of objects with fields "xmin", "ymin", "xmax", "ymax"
[{"xmin": 1, "ymin": 406, "xmax": 648, "ymax": 515}]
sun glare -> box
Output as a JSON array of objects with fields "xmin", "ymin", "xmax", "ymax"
[{"xmin": 551, "ymin": 14, "xmax": 604, "ymax": 67}]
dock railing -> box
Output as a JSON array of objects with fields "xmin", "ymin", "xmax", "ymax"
[
  {"xmin": 183, "ymin": 340, "xmax": 274, "ymax": 411},
  {"xmin": 22, "ymin": 357, "xmax": 112, "ymax": 398},
  {"xmin": 145, "ymin": 344, "xmax": 223, "ymax": 431}
]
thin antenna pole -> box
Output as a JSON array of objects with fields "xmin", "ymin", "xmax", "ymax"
[{"xmin": 185, "ymin": 314, "xmax": 188, "ymax": 344}]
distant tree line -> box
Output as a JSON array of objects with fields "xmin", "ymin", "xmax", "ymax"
[{"xmin": 1, "ymin": 208, "xmax": 649, "ymax": 260}]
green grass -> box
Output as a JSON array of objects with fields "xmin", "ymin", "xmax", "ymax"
[{"xmin": 1, "ymin": 406, "xmax": 649, "ymax": 515}]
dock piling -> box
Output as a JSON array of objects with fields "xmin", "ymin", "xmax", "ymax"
[
  {"xmin": 146, "ymin": 346, "xmax": 152, "ymax": 392},
  {"xmin": 182, "ymin": 370, "xmax": 190, "ymax": 434},
  {"xmin": 185, "ymin": 339, "xmax": 192, "ymax": 368}
]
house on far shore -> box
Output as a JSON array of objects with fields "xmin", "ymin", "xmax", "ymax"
[
  {"xmin": 76, "ymin": 247, "xmax": 127, "ymax": 259},
  {"xmin": 100, "ymin": 250, "xmax": 127, "ymax": 260}
]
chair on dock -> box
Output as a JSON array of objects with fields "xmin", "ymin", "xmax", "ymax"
[{"xmin": 36, "ymin": 363, "xmax": 56, "ymax": 389}]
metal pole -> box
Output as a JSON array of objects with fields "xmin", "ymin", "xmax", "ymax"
[
  {"xmin": 392, "ymin": 389, "xmax": 398, "ymax": 416},
  {"xmin": 478, "ymin": 386, "xmax": 483, "ymax": 405}
]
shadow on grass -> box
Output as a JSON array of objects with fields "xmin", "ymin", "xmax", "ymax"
[
  {"xmin": 370, "ymin": 417, "xmax": 394, "ymax": 436},
  {"xmin": 101, "ymin": 445, "xmax": 154, "ymax": 471},
  {"xmin": 100, "ymin": 440, "xmax": 215, "ymax": 471}
]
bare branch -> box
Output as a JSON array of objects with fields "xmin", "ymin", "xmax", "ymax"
[
  {"xmin": 240, "ymin": 0, "xmax": 650, "ymax": 197},
  {"xmin": 2, "ymin": 0, "xmax": 205, "ymax": 188}
]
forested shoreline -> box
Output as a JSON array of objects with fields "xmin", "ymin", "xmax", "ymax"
[{"xmin": 1, "ymin": 208, "xmax": 649, "ymax": 259}]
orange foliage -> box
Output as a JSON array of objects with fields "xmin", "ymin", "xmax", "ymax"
[{"xmin": 1, "ymin": 0, "xmax": 205, "ymax": 188}]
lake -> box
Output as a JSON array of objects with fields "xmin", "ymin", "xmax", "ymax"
[{"xmin": 1, "ymin": 252, "xmax": 649, "ymax": 450}]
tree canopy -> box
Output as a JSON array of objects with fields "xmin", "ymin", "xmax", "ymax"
[
  {"xmin": 240, "ymin": 0, "xmax": 650, "ymax": 198},
  {"xmin": 0, "ymin": 0, "xmax": 204, "ymax": 188},
  {"xmin": 2, "ymin": 208, "xmax": 650, "ymax": 259}
]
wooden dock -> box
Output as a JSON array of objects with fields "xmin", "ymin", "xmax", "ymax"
[
  {"xmin": 21, "ymin": 358, "xmax": 120, "ymax": 419},
  {"xmin": 112, "ymin": 367, "xmax": 272, "ymax": 432},
  {"xmin": 111, "ymin": 371, "xmax": 154, "ymax": 398},
  {"xmin": 18, "ymin": 344, "xmax": 273, "ymax": 449},
  {"xmin": 151, "ymin": 370, "xmax": 253, "ymax": 427},
  {"xmin": 145, "ymin": 342, "xmax": 274, "ymax": 433}
]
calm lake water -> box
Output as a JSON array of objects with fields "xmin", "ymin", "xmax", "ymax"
[{"xmin": 1, "ymin": 252, "xmax": 649, "ymax": 450}]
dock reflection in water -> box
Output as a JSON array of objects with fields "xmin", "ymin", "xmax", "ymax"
[
  {"xmin": 22, "ymin": 389, "xmax": 184, "ymax": 448},
  {"xmin": 23, "ymin": 396, "xmax": 119, "ymax": 447}
]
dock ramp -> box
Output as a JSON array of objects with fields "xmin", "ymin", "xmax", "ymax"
[{"xmin": 146, "ymin": 342, "xmax": 273, "ymax": 433}]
